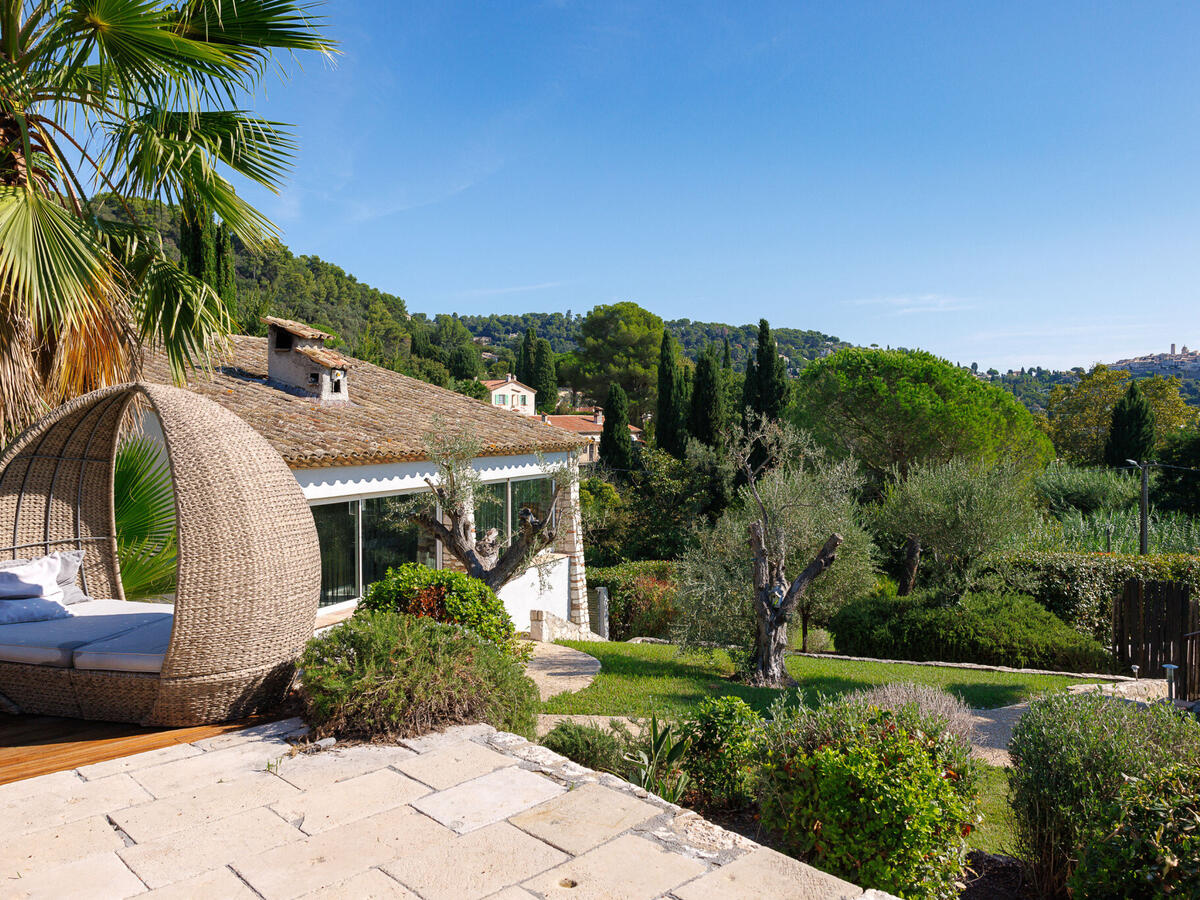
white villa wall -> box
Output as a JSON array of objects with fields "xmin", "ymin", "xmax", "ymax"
[{"xmin": 497, "ymin": 553, "xmax": 571, "ymax": 632}]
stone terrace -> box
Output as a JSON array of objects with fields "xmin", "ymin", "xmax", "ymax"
[{"xmin": 0, "ymin": 718, "xmax": 894, "ymax": 900}]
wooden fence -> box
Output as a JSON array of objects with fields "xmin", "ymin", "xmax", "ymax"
[{"xmin": 1113, "ymin": 580, "xmax": 1200, "ymax": 701}]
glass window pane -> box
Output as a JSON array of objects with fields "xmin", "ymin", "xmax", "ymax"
[
  {"xmin": 510, "ymin": 478, "xmax": 554, "ymax": 538},
  {"xmin": 362, "ymin": 495, "xmax": 424, "ymax": 588},
  {"xmin": 311, "ymin": 502, "xmax": 358, "ymax": 607},
  {"xmin": 475, "ymin": 482, "xmax": 508, "ymax": 544}
]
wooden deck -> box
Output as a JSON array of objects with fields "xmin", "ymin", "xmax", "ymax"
[{"xmin": 0, "ymin": 714, "xmax": 274, "ymax": 786}]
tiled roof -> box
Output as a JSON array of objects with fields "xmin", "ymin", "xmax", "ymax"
[
  {"xmin": 261, "ymin": 316, "xmax": 332, "ymax": 340},
  {"xmin": 545, "ymin": 415, "xmax": 643, "ymax": 438},
  {"xmin": 296, "ymin": 345, "xmax": 353, "ymax": 369},
  {"xmin": 481, "ymin": 377, "xmax": 534, "ymax": 392},
  {"xmin": 139, "ymin": 337, "xmax": 588, "ymax": 469}
]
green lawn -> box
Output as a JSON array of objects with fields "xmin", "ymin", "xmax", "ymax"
[
  {"xmin": 542, "ymin": 641, "xmax": 1105, "ymax": 718},
  {"xmin": 969, "ymin": 764, "xmax": 1016, "ymax": 855}
]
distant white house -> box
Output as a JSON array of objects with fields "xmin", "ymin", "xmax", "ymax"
[{"xmin": 482, "ymin": 374, "xmax": 537, "ymax": 416}]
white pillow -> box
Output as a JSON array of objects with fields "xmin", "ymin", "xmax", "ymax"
[
  {"xmin": 0, "ymin": 555, "xmax": 64, "ymax": 601},
  {"xmin": 0, "ymin": 596, "xmax": 71, "ymax": 625}
]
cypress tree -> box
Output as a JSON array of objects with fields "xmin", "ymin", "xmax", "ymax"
[
  {"xmin": 518, "ymin": 327, "xmax": 537, "ymax": 385},
  {"xmin": 532, "ymin": 338, "xmax": 558, "ymax": 414},
  {"xmin": 599, "ymin": 383, "xmax": 635, "ymax": 472},
  {"xmin": 214, "ymin": 224, "xmax": 237, "ymax": 310},
  {"xmin": 752, "ymin": 318, "xmax": 789, "ymax": 422},
  {"xmin": 656, "ymin": 331, "xmax": 684, "ymax": 456},
  {"xmin": 179, "ymin": 192, "xmax": 216, "ymax": 286},
  {"xmin": 722, "ymin": 336, "xmax": 732, "ymax": 370},
  {"xmin": 1105, "ymin": 381, "xmax": 1157, "ymax": 467},
  {"xmin": 688, "ymin": 346, "xmax": 726, "ymax": 447},
  {"xmin": 741, "ymin": 354, "xmax": 760, "ymax": 427}
]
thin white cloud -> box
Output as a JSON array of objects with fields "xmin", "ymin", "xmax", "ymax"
[
  {"xmin": 458, "ymin": 281, "xmax": 565, "ymax": 298},
  {"xmin": 851, "ymin": 294, "xmax": 975, "ymax": 316}
]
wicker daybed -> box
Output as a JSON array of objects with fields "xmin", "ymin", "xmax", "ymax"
[{"xmin": 0, "ymin": 383, "xmax": 320, "ymax": 726}]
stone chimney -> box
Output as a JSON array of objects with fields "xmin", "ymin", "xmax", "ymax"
[
  {"xmin": 262, "ymin": 317, "xmax": 351, "ymax": 402},
  {"xmin": 507, "ymin": 373, "xmax": 517, "ymax": 383},
  {"xmin": 540, "ymin": 413, "xmax": 550, "ymax": 423},
  {"xmin": 592, "ymin": 407, "xmax": 604, "ymax": 425}
]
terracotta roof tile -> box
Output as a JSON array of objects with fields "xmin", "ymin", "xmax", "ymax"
[
  {"xmin": 545, "ymin": 414, "xmax": 643, "ymax": 438},
  {"xmin": 481, "ymin": 377, "xmax": 534, "ymax": 391},
  {"xmin": 139, "ymin": 336, "xmax": 587, "ymax": 468},
  {"xmin": 261, "ymin": 316, "xmax": 333, "ymax": 340},
  {"xmin": 296, "ymin": 345, "xmax": 353, "ymax": 369}
]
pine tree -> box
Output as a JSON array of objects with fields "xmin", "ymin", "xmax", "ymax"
[
  {"xmin": 688, "ymin": 346, "xmax": 726, "ymax": 447},
  {"xmin": 599, "ymin": 383, "xmax": 635, "ymax": 472},
  {"xmin": 518, "ymin": 327, "xmax": 537, "ymax": 385},
  {"xmin": 1105, "ymin": 381, "xmax": 1157, "ymax": 467},
  {"xmin": 532, "ymin": 338, "xmax": 558, "ymax": 414},
  {"xmin": 656, "ymin": 331, "xmax": 685, "ymax": 456}
]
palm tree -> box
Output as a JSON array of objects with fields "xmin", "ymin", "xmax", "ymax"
[{"xmin": 0, "ymin": 1, "xmax": 333, "ymax": 437}]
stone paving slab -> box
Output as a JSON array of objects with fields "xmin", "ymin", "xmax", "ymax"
[
  {"xmin": 525, "ymin": 641, "xmax": 601, "ymax": 700},
  {"xmin": 0, "ymin": 718, "xmax": 893, "ymax": 900}
]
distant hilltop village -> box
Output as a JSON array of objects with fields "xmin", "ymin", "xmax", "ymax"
[{"xmin": 1111, "ymin": 343, "xmax": 1200, "ymax": 377}]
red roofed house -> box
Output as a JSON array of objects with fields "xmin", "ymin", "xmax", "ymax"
[
  {"xmin": 481, "ymin": 374, "xmax": 537, "ymax": 416},
  {"xmin": 542, "ymin": 408, "xmax": 644, "ymax": 465}
]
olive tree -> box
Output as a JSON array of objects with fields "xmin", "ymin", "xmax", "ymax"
[
  {"xmin": 408, "ymin": 427, "xmax": 571, "ymax": 591},
  {"xmin": 675, "ymin": 420, "xmax": 877, "ymax": 685},
  {"xmin": 873, "ymin": 457, "xmax": 1037, "ymax": 597}
]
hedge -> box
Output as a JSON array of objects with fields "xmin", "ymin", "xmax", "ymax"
[
  {"xmin": 988, "ymin": 552, "xmax": 1200, "ymax": 642},
  {"xmin": 586, "ymin": 561, "xmax": 678, "ymax": 640},
  {"xmin": 828, "ymin": 588, "xmax": 1113, "ymax": 674}
]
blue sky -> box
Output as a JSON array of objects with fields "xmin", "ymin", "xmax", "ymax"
[{"xmin": 238, "ymin": 2, "xmax": 1200, "ymax": 371}]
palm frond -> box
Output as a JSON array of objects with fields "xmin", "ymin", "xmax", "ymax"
[
  {"xmin": 131, "ymin": 256, "xmax": 230, "ymax": 381},
  {"xmin": 113, "ymin": 435, "xmax": 178, "ymax": 601}
]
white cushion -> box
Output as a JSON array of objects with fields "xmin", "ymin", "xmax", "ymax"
[
  {"xmin": 0, "ymin": 556, "xmax": 62, "ymax": 601},
  {"xmin": 73, "ymin": 617, "xmax": 173, "ymax": 673},
  {"xmin": 0, "ymin": 600, "xmax": 173, "ymax": 667},
  {"xmin": 0, "ymin": 596, "xmax": 71, "ymax": 625}
]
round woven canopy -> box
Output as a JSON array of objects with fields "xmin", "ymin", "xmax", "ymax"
[{"xmin": 0, "ymin": 383, "xmax": 320, "ymax": 725}]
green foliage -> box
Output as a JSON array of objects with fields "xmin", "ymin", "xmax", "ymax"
[
  {"xmin": 756, "ymin": 696, "xmax": 979, "ymax": 899},
  {"xmin": 1008, "ymin": 691, "xmax": 1200, "ymax": 898},
  {"xmin": 599, "ymin": 383, "xmax": 635, "ymax": 471},
  {"xmin": 656, "ymin": 331, "xmax": 687, "ymax": 457},
  {"xmin": 742, "ymin": 318, "xmax": 789, "ymax": 425},
  {"xmin": 989, "ymin": 551, "xmax": 1200, "ymax": 642},
  {"xmin": 624, "ymin": 716, "xmax": 692, "ymax": 803},
  {"xmin": 794, "ymin": 348, "xmax": 1054, "ymax": 481},
  {"xmin": 586, "ymin": 561, "xmax": 678, "ymax": 640},
  {"xmin": 675, "ymin": 446, "xmax": 877, "ymax": 664},
  {"xmin": 113, "ymin": 437, "xmax": 178, "ymax": 601},
  {"xmin": 1156, "ymin": 428, "xmax": 1200, "ymax": 514},
  {"xmin": 1069, "ymin": 764, "xmax": 1200, "ymax": 900},
  {"xmin": 518, "ymin": 327, "xmax": 537, "ymax": 386},
  {"xmin": 828, "ymin": 588, "xmax": 1113, "ymax": 673},
  {"xmin": 1105, "ymin": 380, "xmax": 1157, "ymax": 467},
  {"xmin": 531, "ymin": 338, "xmax": 558, "ymax": 414},
  {"xmin": 1047, "ymin": 365, "xmax": 1198, "ymax": 465},
  {"xmin": 578, "ymin": 302, "xmax": 665, "ymax": 414},
  {"xmin": 872, "ymin": 458, "xmax": 1038, "ymax": 594},
  {"xmin": 359, "ymin": 563, "xmax": 518, "ymax": 655},
  {"xmin": 539, "ymin": 720, "xmax": 634, "ymax": 776},
  {"xmin": 578, "ymin": 477, "xmax": 628, "ymax": 567},
  {"xmin": 1021, "ymin": 506, "xmax": 1200, "ymax": 555},
  {"xmin": 682, "ymin": 696, "xmax": 763, "ymax": 808},
  {"xmin": 687, "ymin": 346, "xmax": 726, "ymax": 446},
  {"xmin": 299, "ymin": 611, "xmax": 539, "ymax": 740},
  {"xmin": 1034, "ymin": 463, "xmax": 1140, "ymax": 516}
]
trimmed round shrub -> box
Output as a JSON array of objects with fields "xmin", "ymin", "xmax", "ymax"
[
  {"xmin": 1008, "ymin": 691, "xmax": 1200, "ymax": 898},
  {"xmin": 682, "ymin": 696, "xmax": 763, "ymax": 809},
  {"xmin": 1069, "ymin": 764, "xmax": 1200, "ymax": 900},
  {"xmin": 359, "ymin": 563, "xmax": 517, "ymax": 654},
  {"xmin": 828, "ymin": 587, "xmax": 1112, "ymax": 673},
  {"xmin": 299, "ymin": 610, "xmax": 539, "ymax": 740},
  {"xmin": 540, "ymin": 719, "xmax": 633, "ymax": 776},
  {"xmin": 756, "ymin": 696, "xmax": 978, "ymax": 900}
]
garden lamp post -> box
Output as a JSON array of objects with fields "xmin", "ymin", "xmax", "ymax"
[
  {"xmin": 1126, "ymin": 459, "xmax": 1151, "ymax": 555},
  {"xmin": 1164, "ymin": 663, "xmax": 1179, "ymax": 701}
]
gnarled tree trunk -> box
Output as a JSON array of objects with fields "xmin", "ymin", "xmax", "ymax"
[
  {"xmin": 749, "ymin": 526, "xmax": 843, "ymax": 686},
  {"xmin": 898, "ymin": 534, "xmax": 921, "ymax": 596}
]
